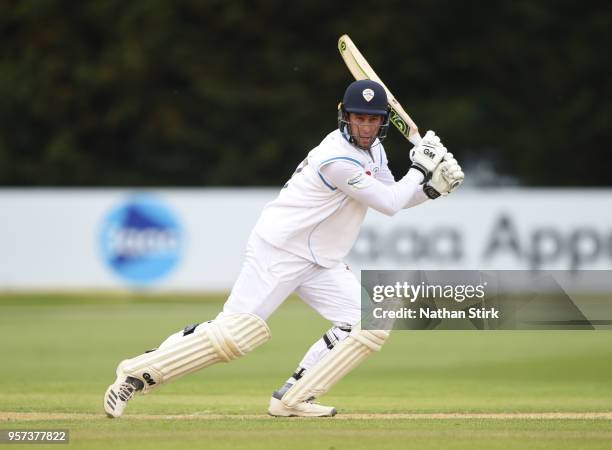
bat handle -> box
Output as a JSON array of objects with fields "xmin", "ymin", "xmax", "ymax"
[{"xmin": 408, "ymin": 130, "xmax": 422, "ymax": 146}]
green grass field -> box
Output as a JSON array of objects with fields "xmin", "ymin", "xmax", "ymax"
[{"xmin": 1, "ymin": 293, "xmax": 611, "ymax": 449}]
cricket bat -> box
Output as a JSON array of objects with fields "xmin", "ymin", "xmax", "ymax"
[{"xmin": 338, "ymin": 34, "xmax": 422, "ymax": 146}]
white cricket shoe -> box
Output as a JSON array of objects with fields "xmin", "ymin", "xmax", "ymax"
[
  {"xmin": 268, "ymin": 397, "xmax": 337, "ymax": 417},
  {"xmin": 103, "ymin": 367, "xmax": 144, "ymax": 418}
]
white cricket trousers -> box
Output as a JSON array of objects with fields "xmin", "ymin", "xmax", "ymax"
[{"xmin": 223, "ymin": 231, "xmax": 362, "ymax": 327}]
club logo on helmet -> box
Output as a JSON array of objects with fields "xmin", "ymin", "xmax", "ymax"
[{"xmin": 362, "ymin": 88, "xmax": 374, "ymax": 102}]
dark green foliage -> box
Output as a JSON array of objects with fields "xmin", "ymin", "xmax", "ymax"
[{"xmin": 1, "ymin": 0, "xmax": 610, "ymax": 186}]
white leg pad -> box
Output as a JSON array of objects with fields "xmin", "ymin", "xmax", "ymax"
[
  {"xmin": 281, "ymin": 325, "xmax": 389, "ymax": 408},
  {"xmin": 119, "ymin": 313, "xmax": 271, "ymax": 392}
]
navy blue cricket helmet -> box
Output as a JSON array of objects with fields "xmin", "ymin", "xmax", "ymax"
[{"xmin": 338, "ymin": 79, "xmax": 390, "ymax": 149}]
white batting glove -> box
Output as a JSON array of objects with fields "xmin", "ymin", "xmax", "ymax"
[
  {"xmin": 409, "ymin": 130, "xmax": 447, "ymax": 181},
  {"xmin": 423, "ymin": 152, "xmax": 465, "ymax": 199}
]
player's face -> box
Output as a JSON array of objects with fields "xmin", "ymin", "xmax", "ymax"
[{"xmin": 348, "ymin": 113, "xmax": 383, "ymax": 149}]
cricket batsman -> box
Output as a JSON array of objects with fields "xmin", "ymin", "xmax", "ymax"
[{"xmin": 103, "ymin": 79, "xmax": 464, "ymax": 418}]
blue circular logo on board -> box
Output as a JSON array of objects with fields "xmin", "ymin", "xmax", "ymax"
[{"xmin": 99, "ymin": 195, "xmax": 184, "ymax": 284}]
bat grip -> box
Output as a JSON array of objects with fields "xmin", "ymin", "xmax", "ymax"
[{"xmin": 408, "ymin": 131, "xmax": 422, "ymax": 146}]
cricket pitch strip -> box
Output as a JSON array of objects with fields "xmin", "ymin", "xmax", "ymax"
[{"xmin": 2, "ymin": 412, "xmax": 612, "ymax": 421}]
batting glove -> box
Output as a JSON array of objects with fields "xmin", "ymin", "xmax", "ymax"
[
  {"xmin": 409, "ymin": 130, "xmax": 447, "ymax": 181},
  {"xmin": 423, "ymin": 152, "xmax": 465, "ymax": 199}
]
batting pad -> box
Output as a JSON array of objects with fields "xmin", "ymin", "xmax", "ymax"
[
  {"xmin": 118, "ymin": 313, "xmax": 271, "ymax": 392},
  {"xmin": 281, "ymin": 325, "xmax": 389, "ymax": 407}
]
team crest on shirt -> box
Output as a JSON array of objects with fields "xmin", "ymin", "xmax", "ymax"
[
  {"xmin": 365, "ymin": 165, "xmax": 379, "ymax": 178},
  {"xmin": 362, "ymin": 88, "xmax": 374, "ymax": 102}
]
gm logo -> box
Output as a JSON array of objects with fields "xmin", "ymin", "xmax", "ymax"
[{"xmin": 99, "ymin": 195, "xmax": 184, "ymax": 285}]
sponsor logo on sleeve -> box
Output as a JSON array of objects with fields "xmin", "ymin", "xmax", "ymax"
[{"xmin": 347, "ymin": 171, "xmax": 372, "ymax": 189}]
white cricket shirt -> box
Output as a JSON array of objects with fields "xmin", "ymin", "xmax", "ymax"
[{"xmin": 254, "ymin": 129, "xmax": 427, "ymax": 267}]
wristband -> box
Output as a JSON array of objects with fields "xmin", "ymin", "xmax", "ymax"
[
  {"xmin": 423, "ymin": 184, "xmax": 441, "ymax": 199},
  {"xmin": 409, "ymin": 164, "xmax": 431, "ymax": 183}
]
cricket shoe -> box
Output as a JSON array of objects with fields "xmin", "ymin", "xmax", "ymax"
[
  {"xmin": 268, "ymin": 397, "xmax": 336, "ymax": 417},
  {"xmin": 104, "ymin": 366, "xmax": 144, "ymax": 418},
  {"xmin": 268, "ymin": 386, "xmax": 336, "ymax": 417}
]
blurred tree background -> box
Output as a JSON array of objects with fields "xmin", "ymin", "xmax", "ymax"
[{"xmin": 0, "ymin": 0, "xmax": 610, "ymax": 187}]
